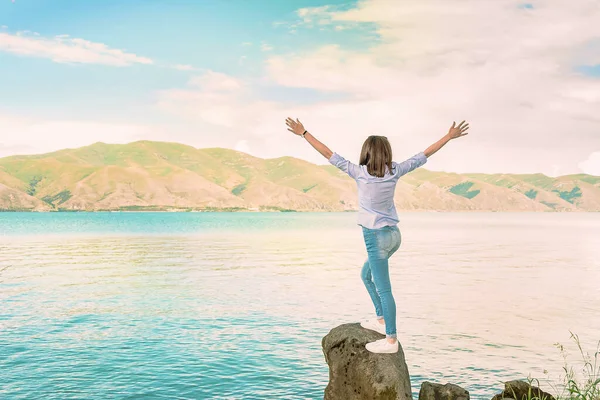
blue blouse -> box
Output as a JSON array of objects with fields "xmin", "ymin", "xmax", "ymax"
[{"xmin": 329, "ymin": 151, "xmax": 428, "ymax": 229}]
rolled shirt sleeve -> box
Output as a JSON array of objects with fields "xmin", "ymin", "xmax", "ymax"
[
  {"xmin": 394, "ymin": 152, "xmax": 428, "ymax": 177},
  {"xmin": 329, "ymin": 152, "xmax": 360, "ymax": 179}
]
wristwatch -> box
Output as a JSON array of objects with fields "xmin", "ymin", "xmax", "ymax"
[{"xmin": 302, "ymin": 130, "xmax": 307, "ymax": 138}]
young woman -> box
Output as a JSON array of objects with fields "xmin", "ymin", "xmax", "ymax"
[{"xmin": 285, "ymin": 117, "xmax": 469, "ymax": 354}]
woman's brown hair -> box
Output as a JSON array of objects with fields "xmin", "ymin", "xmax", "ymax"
[{"xmin": 359, "ymin": 135, "xmax": 393, "ymax": 178}]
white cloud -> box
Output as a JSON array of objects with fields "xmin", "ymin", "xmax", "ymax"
[
  {"xmin": 157, "ymin": 71, "xmax": 279, "ymax": 129},
  {"xmin": 0, "ymin": 115, "xmax": 158, "ymax": 157},
  {"xmin": 0, "ymin": 31, "xmax": 153, "ymax": 66},
  {"xmin": 0, "ymin": 112, "xmax": 260, "ymax": 158},
  {"xmin": 188, "ymin": 71, "xmax": 243, "ymax": 92},
  {"xmin": 278, "ymin": 1, "xmax": 600, "ymax": 94},
  {"xmin": 579, "ymin": 152, "xmax": 600, "ymax": 176},
  {"xmin": 155, "ymin": 72, "xmax": 324, "ymax": 163},
  {"xmin": 22, "ymin": 0, "xmax": 590, "ymax": 175},
  {"xmin": 235, "ymin": 139, "xmax": 251, "ymax": 154},
  {"xmin": 297, "ymin": 6, "xmax": 332, "ymax": 24},
  {"xmin": 261, "ymin": 42, "xmax": 273, "ymax": 52},
  {"xmin": 295, "ymin": 4, "xmax": 365, "ymax": 31},
  {"xmin": 550, "ymin": 164, "xmax": 563, "ymax": 178},
  {"xmin": 259, "ymin": 0, "xmax": 600, "ymax": 174}
]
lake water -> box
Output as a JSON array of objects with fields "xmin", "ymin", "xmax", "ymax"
[{"xmin": 1, "ymin": 212, "xmax": 599, "ymax": 399}]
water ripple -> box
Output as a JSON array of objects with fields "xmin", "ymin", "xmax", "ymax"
[{"xmin": 1, "ymin": 212, "xmax": 600, "ymax": 399}]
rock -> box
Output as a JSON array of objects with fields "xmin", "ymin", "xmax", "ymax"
[
  {"xmin": 322, "ymin": 323, "xmax": 413, "ymax": 400},
  {"xmin": 419, "ymin": 381, "xmax": 470, "ymax": 400},
  {"xmin": 491, "ymin": 380, "xmax": 555, "ymax": 400}
]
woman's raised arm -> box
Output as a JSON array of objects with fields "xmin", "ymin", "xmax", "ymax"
[
  {"xmin": 423, "ymin": 120, "xmax": 470, "ymax": 158},
  {"xmin": 285, "ymin": 117, "xmax": 333, "ymax": 160}
]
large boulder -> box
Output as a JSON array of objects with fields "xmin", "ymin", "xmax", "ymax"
[
  {"xmin": 418, "ymin": 382, "xmax": 469, "ymax": 400},
  {"xmin": 491, "ymin": 380, "xmax": 556, "ymax": 400},
  {"xmin": 322, "ymin": 323, "xmax": 413, "ymax": 400}
]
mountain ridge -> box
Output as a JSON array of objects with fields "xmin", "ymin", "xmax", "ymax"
[{"xmin": 0, "ymin": 141, "xmax": 598, "ymax": 212}]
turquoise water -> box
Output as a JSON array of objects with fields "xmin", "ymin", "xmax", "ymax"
[
  {"xmin": 1, "ymin": 212, "xmax": 600, "ymax": 399},
  {"xmin": 1, "ymin": 212, "xmax": 352, "ymax": 236}
]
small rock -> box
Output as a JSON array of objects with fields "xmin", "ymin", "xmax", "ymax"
[
  {"xmin": 419, "ymin": 381, "xmax": 470, "ymax": 400},
  {"xmin": 322, "ymin": 323, "xmax": 413, "ymax": 400},
  {"xmin": 491, "ymin": 380, "xmax": 555, "ymax": 400}
]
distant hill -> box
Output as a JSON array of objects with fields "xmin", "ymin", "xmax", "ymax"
[{"xmin": 0, "ymin": 141, "xmax": 598, "ymax": 212}]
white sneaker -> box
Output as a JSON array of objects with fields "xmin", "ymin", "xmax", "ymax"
[
  {"xmin": 366, "ymin": 337, "xmax": 399, "ymax": 354},
  {"xmin": 360, "ymin": 319, "xmax": 386, "ymax": 335}
]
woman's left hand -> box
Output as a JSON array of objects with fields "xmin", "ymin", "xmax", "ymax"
[
  {"xmin": 285, "ymin": 117, "xmax": 306, "ymax": 136},
  {"xmin": 447, "ymin": 120, "xmax": 469, "ymax": 139}
]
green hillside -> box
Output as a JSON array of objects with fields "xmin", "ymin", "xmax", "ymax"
[{"xmin": 0, "ymin": 141, "xmax": 598, "ymax": 212}]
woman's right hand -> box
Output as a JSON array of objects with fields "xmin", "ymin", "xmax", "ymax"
[
  {"xmin": 285, "ymin": 117, "xmax": 306, "ymax": 136},
  {"xmin": 447, "ymin": 121, "xmax": 470, "ymax": 139}
]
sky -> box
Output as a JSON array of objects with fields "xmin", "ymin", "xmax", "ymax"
[{"xmin": 0, "ymin": 0, "xmax": 599, "ymax": 176}]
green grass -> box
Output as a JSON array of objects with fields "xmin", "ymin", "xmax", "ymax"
[
  {"xmin": 259, "ymin": 206, "xmax": 296, "ymax": 212},
  {"xmin": 201, "ymin": 206, "xmax": 248, "ymax": 212},
  {"xmin": 525, "ymin": 189, "xmax": 538, "ymax": 199},
  {"xmin": 552, "ymin": 333, "xmax": 600, "ymax": 400},
  {"xmin": 231, "ymin": 183, "xmax": 247, "ymax": 196},
  {"xmin": 321, "ymin": 164, "xmax": 347, "ymax": 177},
  {"xmin": 518, "ymin": 173, "xmax": 559, "ymax": 190},
  {"xmin": 553, "ymin": 187, "xmax": 582, "ymax": 204},
  {"xmin": 465, "ymin": 173, "xmax": 518, "ymax": 189},
  {"xmin": 525, "ymin": 333, "xmax": 600, "ymax": 400},
  {"xmin": 449, "ymin": 181, "xmax": 481, "ymax": 199},
  {"xmin": 503, "ymin": 377, "xmax": 555, "ymax": 400},
  {"xmin": 302, "ymin": 183, "xmax": 318, "ymax": 193},
  {"xmin": 41, "ymin": 190, "xmax": 72, "ymax": 206},
  {"xmin": 26, "ymin": 176, "xmax": 42, "ymax": 196},
  {"xmin": 541, "ymin": 201, "xmax": 558, "ymax": 210},
  {"xmin": 562, "ymin": 175, "xmax": 600, "ymax": 185}
]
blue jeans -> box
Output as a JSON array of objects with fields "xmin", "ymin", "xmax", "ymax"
[{"xmin": 361, "ymin": 225, "xmax": 401, "ymax": 338}]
